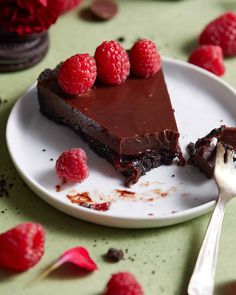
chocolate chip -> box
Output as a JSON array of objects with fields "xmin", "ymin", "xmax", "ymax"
[
  {"xmin": 106, "ymin": 247, "xmax": 124, "ymax": 262},
  {"xmin": 90, "ymin": 0, "xmax": 118, "ymax": 21}
]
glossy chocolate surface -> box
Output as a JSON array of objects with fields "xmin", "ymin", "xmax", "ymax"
[{"xmin": 38, "ymin": 67, "xmax": 179, "ymax": 156}]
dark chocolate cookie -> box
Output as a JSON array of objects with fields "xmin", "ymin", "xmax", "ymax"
[{"xmin": 0, "ymin": 30, "xmax": 49, "ymax": 72}]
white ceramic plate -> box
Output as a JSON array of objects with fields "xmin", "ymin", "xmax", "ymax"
[{"xmin": 6, "ymin": 58, "xmax": 236, "ymax": 228}]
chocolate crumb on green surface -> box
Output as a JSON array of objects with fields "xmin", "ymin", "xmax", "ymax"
[
  {"xmin": 117, "ymin": 36, "xmax": 125, "ymax": 42},
  {"xmin": 0, "ymin": 178, "xmax": 9, "ymax": 197},
  {"xmin": 105, "ymin": 247, "xmax": 124, "ymax": 262}
]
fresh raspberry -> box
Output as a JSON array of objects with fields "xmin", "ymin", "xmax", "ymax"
[
  {"xmin": 199, "ymin": 11, "xmax": 236, "ymax": 56},
  {"xmin": 57, "ymin": 54, "xmax": 97, "ymax": 95},
  {"xmin": 94, "ymin": 40, "xmax": 130, "ymax": 85},
  {"xmin": 129, "ymin": 39, "xmax": 161, "ymax": 78},
  {"xmin": 0, "ymin": 223, "xmax": 45, "ymax": 271},
  {"xmin": 55, "ymin": 148, "xmax": 89, "ymax": 182},
  {"xmin": 103, "ymin": 272, "xmax": 144, "ymax": 295},
  {"xmin": 188, "ymin": 45, "xmax": 225, "ymax": 76}
]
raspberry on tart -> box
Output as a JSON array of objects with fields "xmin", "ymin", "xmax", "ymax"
[
  {"xmin": 57, "ymin": 53, "xmax": 97, "ymax": 95},
  {"xmin": 130, "ymin": 39, "xmax": 161, "ymax": 78},
  {"xmin": 94, "ymin": 40, "xmax": 130, "ymax": 85}
]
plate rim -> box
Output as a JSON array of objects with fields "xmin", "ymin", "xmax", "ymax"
[{"xmin": 6, "ymin": 57, "xmax": 236, "ymax": 228}]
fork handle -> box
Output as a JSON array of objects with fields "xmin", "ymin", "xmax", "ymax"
[{"xmin": 188, "ymin": 196, "xmax": 227, "ymax": 295}]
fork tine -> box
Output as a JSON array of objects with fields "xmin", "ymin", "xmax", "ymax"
[{"xmin": 215, "ymin": 142, "xmax": 225, "ymax": 168}]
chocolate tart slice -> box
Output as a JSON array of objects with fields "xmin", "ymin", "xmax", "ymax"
[
  {"xmin": 187, "ymin": 126, "xmax": 236, "ymax": 178},
  {"xmin": 37, "ymin": 65, "xmax": 183, "ymax": 186}
]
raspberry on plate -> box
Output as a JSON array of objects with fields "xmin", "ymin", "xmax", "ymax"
[
  {"xmin": 129, "ymin": 39, "xmax": 161, "ymax": 78},
  {"xmin": 55, "ymin": 148, "xmax": 89, "ymax": 183},
  {"xmin": 103, "ymin": 272, "xmax": 144, "ymax": 295},
  {"xmin": 199, "ymin": 11, "xmax": 236, "ymax": 56},
  {"xmin": 94, "ymin": 40, "xmax": 130, "ymax": 85},
  {"xmin": 57, "ymin": 53, "xmax": 97, "ymax": 95},
  {"xmin": 0, "ymin": 223, "xmax": 45, "ymax": 271},
  {"xmin": 188, "ymin": 45, "xmax": 225, "ymax": 76}
]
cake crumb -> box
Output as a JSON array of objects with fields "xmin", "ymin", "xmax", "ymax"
[{"xmin": 105, "ymin": 248, "xmax": 124, "ymax": 262}]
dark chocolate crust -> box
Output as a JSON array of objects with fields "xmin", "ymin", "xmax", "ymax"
[
  {"xmin": 187, "ymin": 126, "xmax": 236, "ymax": 178},
  {"xmin": 37, "ymin": 67, "xmax": 183, "ymax": 186}
]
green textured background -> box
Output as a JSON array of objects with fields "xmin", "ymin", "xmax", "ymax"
[{"xmin": 1, "ymin": 1, "xmax": 236, "ymax": 294}]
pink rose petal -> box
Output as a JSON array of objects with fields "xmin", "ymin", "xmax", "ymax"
[
  {"xmin": 34, "ymin": 246, "xmax": 97, "ymax": 283},
  {"xmin": 58, "ymin": 246, "xmax": 98, "ymax": 270}
]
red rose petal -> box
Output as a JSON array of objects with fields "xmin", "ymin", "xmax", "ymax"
[
  {"xmin": 58, "ymin": 246, "xmax": 98, "ymax": 270},
  {"xmin": 33, "ymin": 246, "xmax": 97, "ymax": 283}
]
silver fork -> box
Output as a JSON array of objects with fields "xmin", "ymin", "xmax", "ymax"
[{"xmin": 188, "ymin": 142, "xmax": 236, "ymax": 295}]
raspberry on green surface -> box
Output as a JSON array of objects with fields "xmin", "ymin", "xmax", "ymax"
[
  {"xmin": 0, "ymin": 223, "xmax": 45, "ymax": 271},
  {"xmin": 103, "ymin": 272, "xmax": 144, "ymax": 295},
  {"xmin": 188, "ymin": 45, "xmax": 225, "ymax": 76},
  {"xmin": 199, "ymin": 11, "xmax": 236, "ymax": 56}
]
